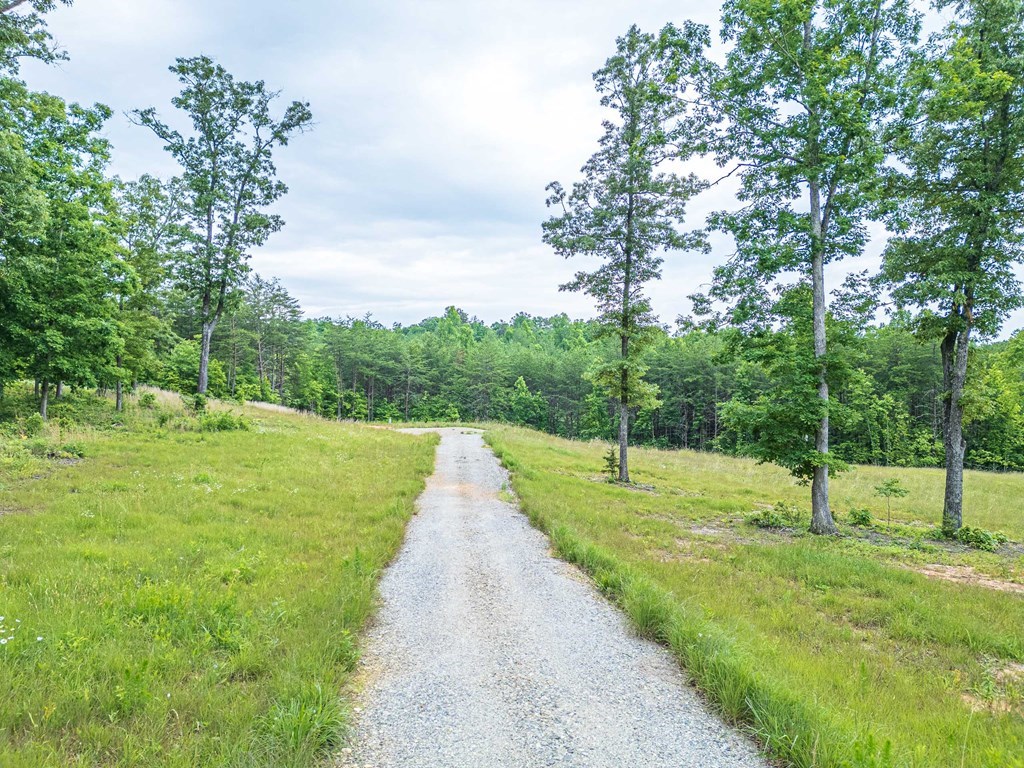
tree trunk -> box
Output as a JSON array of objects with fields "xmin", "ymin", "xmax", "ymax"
[
  {"xmin": 619, "ymin": 336, "xmax": 630, "ymax": 483},
  {"xmin": 55, "ymin": 382, "xmax": 63, "ymax": 399},
  {"xmin": 115, "ymin": 354, "xmax": 124, "ymax": 412},
  {"xmin": 809, "ymin": 179, "xmax": 837, "ymax": 535},
  {"xmin": 941, "ymin": 324, "xmax": 970, "ymax": 534},
  {"xmin": 39, "ymin": 380, "xmax": 49, "ymax": 421},
  {"xmin": 198, "ymin": 318, "xmax": 217, "ymax": 394}
]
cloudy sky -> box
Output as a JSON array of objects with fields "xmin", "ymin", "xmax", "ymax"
[{"xmin": 22, "ymin": 0, "xmax": 1003, "ymax": 332}]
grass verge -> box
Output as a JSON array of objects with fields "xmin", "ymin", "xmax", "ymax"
[
  {"xmin": 0, "ymin": 386, "xmax": 437, "ymax": 767},
  {"xmin": 485, "ymin": 426, "xmax": 1024, "ymax": 768}
]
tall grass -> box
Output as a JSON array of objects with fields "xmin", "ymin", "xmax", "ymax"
[
  {"xmin": 487, "ymin": 426, "xmax": 1024, "ymax": 768},
  {"xmin": 0, "ymin": 387, "xmax": 437, "ymax": 767}
]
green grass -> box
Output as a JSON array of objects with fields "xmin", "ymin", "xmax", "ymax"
[
  {"xmin": 0, "ymin": 387, "xmax": 437, "ymax": 767},
  {"xmin": 485, "ymin": 426, "xmax": 1024, "ymax": 768}
]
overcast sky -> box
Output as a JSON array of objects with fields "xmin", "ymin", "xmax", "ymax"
[{"xmin": 22, "ymin": 0, "xmax": 1017, "ymax": 333}]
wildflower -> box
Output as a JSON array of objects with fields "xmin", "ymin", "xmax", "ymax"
[
  {"xmin": 1, "ymin": 639, "xmax": 7, "ymax": 645},
  {"xmin": 36, "ymin": 637, "xmax": 43, "ymax": 642}
]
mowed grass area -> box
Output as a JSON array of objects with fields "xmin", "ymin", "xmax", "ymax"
[
  {"xmin": 486, "ymin": 426, "xmax": 1024, "ymax": 768},
  {"xmin": 0, "ymin": 388, "xmax": 436, "ymax": 767}
]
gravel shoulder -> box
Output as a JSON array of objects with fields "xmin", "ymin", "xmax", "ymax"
[{"xmin": 337, "ymin": 428, "xmax": 770, "ymax": 768}]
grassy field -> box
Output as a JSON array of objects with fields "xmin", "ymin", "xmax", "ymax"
[
  {"xmin": 0, "ymin": 388, "xmax": 436, "ymax": 767},
  {"xmin": 485, "ymin": 426, "xmax": 1024, "ymax": 768}
]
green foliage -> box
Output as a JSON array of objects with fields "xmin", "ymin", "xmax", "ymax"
[
  {"xmin": 22, "ymin": 412, "xmax": 44, "ymax": 437},
  {"xmin": 183, "ymin": 392, "xmax": 207, "ymax": 415},
  {"xmin": 198, "ymin": 411, "xmax": 250, "ymax": 432},
  {"xmin": 746, "ymin": 501, "xmax": 805, "ymax": 530},
  {"xmin": 874, "ymin": 477, "xmax": 910, "ymax": 526},
  {"xmin": 543, "ymin": 23, "xmax": 707, "ymax": 480},
  {"xmin": 953, "ymin": 526, "xmax": 1009, "ymax": 552},
  {"xmin": 848, "ymin": 507, "xmax": 873, "ymax": 527},
  {"xmin": 134, "ymin": 56, "xmax": 313, "ymax": 394},
  {"xmin": 137, "ymin": 391, "xmax": 157, "ymax": 409},
  {"xmin": 603, "ymin": 445, "xmax": 618, "ymax": 481}
]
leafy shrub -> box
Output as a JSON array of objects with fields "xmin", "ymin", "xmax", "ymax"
[
  {"xmin": 59, "ymin": 441, "xmax": 86, "ymax": 458},
  {"xmin": 137, "ymin": 392, "xmax": 157, "ymax": 409},
  {"xmin": 746, "ymin": 501, "xmax": 804, "ymax": 529},
  {"xmin": 199, "ymin": 411, "xmax": 250, "ymax": 432},
  {"xmin": 848, "ymin": 507, "xmax": 872, "ymax": 527},
  {"xmin": 22, "ymin": 413, "xmax": 45, "ymax": 437},
  {"xmin": 954, "ymin": 526, "xmax": 1009, "ymax": 552},
  {"xmin": 184, "ymin": 393, "xmax": 208, "ymax": 415}
]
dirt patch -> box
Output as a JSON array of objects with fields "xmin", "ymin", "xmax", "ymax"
[
  {"xmin": 994, "ymin": 661, "xmax": 1024, "ymax": 685},
  {"xmin": 911, "ymin": 564, "xmax": 1024, "ymax": 595}
]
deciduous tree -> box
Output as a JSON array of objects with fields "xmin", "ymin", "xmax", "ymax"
[
  {"xmin": 880, "ymin": 0, "xmax": 1024, "ymax": 534},
  {"xmin": 134, "ymin": 56, "xmax": 312, "ymax": 394},
  {"xmin": 702, "ymin": 0, "xmax": 919, "ymax": 533}
]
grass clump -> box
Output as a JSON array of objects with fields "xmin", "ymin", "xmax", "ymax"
[
  {"xmin": 0, "ymin": 385, "xmax": 437, "ymax": 767},
  {"xmin": 486, "ymin": 425, "xmax": 1024, "ymax": 768}
]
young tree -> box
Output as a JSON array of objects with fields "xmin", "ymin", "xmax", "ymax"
[
  {"xmin": 880, "ymin": 0, "xmax": 1024, "ymax": 534},
  {"xmin": 134, "ymin": 56, "xmax": 312, "ymax": 394},
  {"xmin": 543, "ymin": 23, "xmax": 708, "ymax": 482},
  {"xmin": 702, "ymin": 0, "xmax": 919, "ymax": 533}
]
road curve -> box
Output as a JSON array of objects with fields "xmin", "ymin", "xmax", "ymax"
[{"xmin": 337, "ymin": 428, "xmax": 769, "ymax": 768}]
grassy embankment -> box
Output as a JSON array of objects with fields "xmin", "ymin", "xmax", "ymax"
[
  {"xmin": 0, "ymin": 387, "xmax": 437, "ymax": 767},
  {"xmin": 486, "ymin": 425, "xmax": 1024, "ymax": 768}
]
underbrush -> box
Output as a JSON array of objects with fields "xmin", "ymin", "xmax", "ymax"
[
  {"xmin": 486, "ymin": 425, "xmax": 1024, "ymax": 768},
  {"xmin": 0, "ymin": 384, "xmax": 437, "ymax": 767}
]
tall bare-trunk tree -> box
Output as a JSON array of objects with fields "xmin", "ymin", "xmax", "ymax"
[
  {"xmin": 544, "ymin": 23, "xmax": 708, "ymax": 482},
  {"xmin": 134, "ymin": 56, "xmax": 311, "ymax": 394}
]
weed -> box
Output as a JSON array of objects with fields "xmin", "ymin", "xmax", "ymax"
[
  {"xmin": 746, "ymin": 501, "xmax": 804, "ymax": 529},
  {"xmin": 954, "ymin": 526, "xmax": 1009, "ymax": 552},
  {"xmin": 199, "ymin": 411, "xmax": 251, "ymax": 432},
  {"xmin": 849, "ymin": 507, "xmax": 873, "ymax": 526}
]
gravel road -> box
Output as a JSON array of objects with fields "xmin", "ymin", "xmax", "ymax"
[{"xmin": 336, "ymin": 428, "xmax": 769, "ymax": 768}]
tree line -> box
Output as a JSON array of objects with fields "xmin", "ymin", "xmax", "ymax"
[{"xmin": 1, "ymin": 0, "xmax": 1023, "ymax": 539}]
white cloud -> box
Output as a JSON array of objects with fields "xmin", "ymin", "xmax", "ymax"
[{"xmin": 20, "ymin": 0, "xmax": 1024, "ymax": 336}]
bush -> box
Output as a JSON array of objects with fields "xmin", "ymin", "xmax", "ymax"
[
  {"xmin": 953, "ymin": 526, "xmax": 1009, "ymax": 552},
  {"xmin": 137, "ymin": 392, "xmax": 157, "ymax": 409},
  {"xmin": 183, "ymin": 393, "xmax": 207, "ymax": 415},
  {"xmin": 746, "ymin": 501, "xmax": 804, "ymax": 529},
  {"xmin": 22, "ymin": 413, "xmax": 45, "ymax": 437},
  {"xmin": 59, "ymin": 441, "xmax": 86, "ymax": 458},
  {"xmin": 199, "ymin": 411, "xmax": 250, "ymax": 432},
  {"xmin": 848, "ymin": 507, "xmax": 873, "ymax": 527}
]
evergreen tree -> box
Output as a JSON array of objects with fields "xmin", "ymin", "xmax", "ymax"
[{"xmin": 544, "ymin": 23, "xmax": 707, "ymax": 482}]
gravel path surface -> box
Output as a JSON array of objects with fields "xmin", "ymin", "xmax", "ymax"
[{"xmin": 336, "ymin": 428, "xmax": 769, "ymax": 768}]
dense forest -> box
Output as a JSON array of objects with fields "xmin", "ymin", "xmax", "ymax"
[
  {"xmin": 166, "ymin": 293, "xmax": 1024, "ymax": 474},
  {"xmin": 2, "ymin": 0, "xmax": 1024, "ymax": 536}
]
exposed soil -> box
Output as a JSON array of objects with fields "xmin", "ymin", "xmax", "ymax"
[{"xmin": 909, "ymin": 564, "xmax": 1024, "ymax": 595}]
